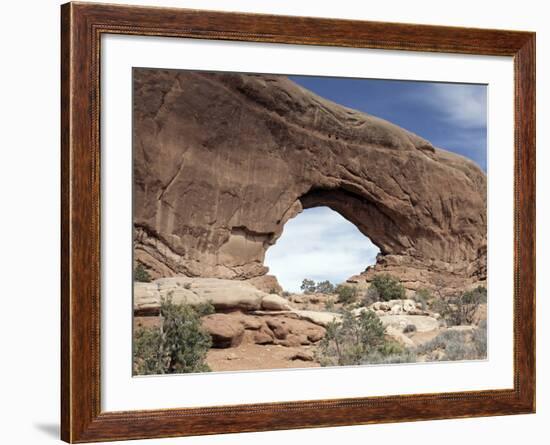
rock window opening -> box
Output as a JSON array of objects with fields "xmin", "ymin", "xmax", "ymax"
[{"xmin": 264, "ymin": 206, "xmax": 380, "ymax": 293}]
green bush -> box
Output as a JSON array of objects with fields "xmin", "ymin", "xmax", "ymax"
[
  {"xmin": 324, "ymin": 299, "xmax": 335, "ymax": 312},
  {"xmin": 463, "ymin": 286, "xmax": 487, "ymax": 305},
  {"xmin": 315, "ymin": 280, "xmax": 336, "ymax": 294},
  {"xmin": 134, "ymin": 263, "xmax": 152, "ymax": 283},
  {"xmin": 370, "ymin": 274, "xmax": 405, "ymax": 301},
  {"xmin": 432, "ymin": 286, "xmax": 487, "ymax": 326},
  {"xmin": 300, "ymin": 278, "xmax": 316, "ymax": 294},
  {"xmin": 413, "ymin": 288, "xmax": 432, "ymax": 310},
  {"xmin": 335, "ymin": 284, "xmax": 358, "ymax": 304},
  {"xmin": 416, "ymin": 323, "xmax": 487, "ymax": 362},
  {"xmin": 362, "ymin": 349, "xmax": 417, "ymax": 365},
  {"xmin": 300, "ymin": 278, "xmax": 336, "ymax": 294},
  {"xmin": 316, "ymin": 309, "xmax": 387, "ymax": 366},
  {"xmin": 133, "ymin": 297, "xmax": 214, "ymax": 375}
]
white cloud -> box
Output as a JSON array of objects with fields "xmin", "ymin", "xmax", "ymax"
[
  {"xmin": 422, "ymin": 83, "xmax": 487, "ymax": 129},
  {"xmin": 264, "ymin": 207, "xmax": 380, "ymax": 293}
]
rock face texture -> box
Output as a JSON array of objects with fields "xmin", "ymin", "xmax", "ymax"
[
  {"xmin": 134, "ymin": 277, "xmax": 291, "ymax": 316},
  {"xmin": 133, "ymin": 69, "xmax": 487, "ymax": 291}
]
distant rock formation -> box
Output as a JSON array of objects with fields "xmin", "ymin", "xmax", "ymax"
[{"xmin": 133, "ymin": 69, "xmax": 486, "ymax": 293}]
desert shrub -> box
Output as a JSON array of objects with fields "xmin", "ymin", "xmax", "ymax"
[
  {"xmin": 335, "ymin": 284, "xmax": 359, "ymax": 304},
  {"xmin": 282, "ymin": 291, "xmax": 291, "ymax": 298},
  {"xmin": 370, "ymin": 274, "xmax": 406, "ymax": 301},
  {"xmin": 300, "ymin": 278, "xmax": 336, "ymax": 294},
  {"xmin": 413, "ymin": 288, "xmax": 432, "ymax": 310},
  {"xmin": 416, "ymin": 323, "xmax": 487, "ymax": 362},
  {"xmin": 134, "ymin": 263, "xmax": 152, "ymax": 283},
  {"xmin": 416, "ymin": 330, "xmax": 465, "ymax": 361},
  {"xmin": 133, "ymin": 328, "xmax": 166, "ymax": 375},
  {"xmin": 361, "ymin": 286, "xmax": 380, "ymax": 306},
  {"xmin": 463, "ymin": 286, "xmax": 487, "ymax": 305},
  {"xmin": 432, "ymin": 286, "xmax": 487, "ymax": 326},
  {"xmin": 324, "ymin": 299, "xmax": 335, "ymax": 312},
  {"xmin": 377, "ymin": 339, "xmax": 406, "ymax": 356},
  {"xmin": 315, "ymin": 280, "xmax": 336, "ymax": 294},
  {"xmin": 472, "ymin": 320, "xmax": 488, "ymax": 357},
  {"xmin": 300, "ymin": 278, "xmax": 316, "ymax": 294},
  {"xmin": 363, "ymin": 340, "xmax": 416, "ymax": 365},
  {"xmin": 133, "ymin": 297, "xmax": 214, "ymax": 375},
  {"xmin": 316, "ymin": 309, "xmax": 387, "ymax": 366},
  {"xmin": 269, "ymin": 288, "xmax": 279, "ymax": 295},
  {"xmin": 362, "ymin": 349, "xmax": 417, "ymax": 365}
]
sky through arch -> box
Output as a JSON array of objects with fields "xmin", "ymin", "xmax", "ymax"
[{"xmin": 264, "ymin": 207, "xmax": 380, "ymax": 293}]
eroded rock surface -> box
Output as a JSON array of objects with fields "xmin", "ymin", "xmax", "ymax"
[
  {"xmin": 133, "ymin": 69, "xmax": 486, "ymax": 291},
  {"xmin": 134, "ymin": 277, "xmax": 339, "ymax": 328}
]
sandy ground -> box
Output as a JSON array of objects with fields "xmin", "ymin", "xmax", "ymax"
[
  {"xmin": 409, "ymin": 329, "xmax": 440, "ymax": 345},
  {"xmin": 206, "ymin": 343, "xmax": 320, "ymax": 372}
]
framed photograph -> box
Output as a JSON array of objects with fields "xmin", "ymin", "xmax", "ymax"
[{"xmin": 61, "ymin": 2, "xmax": 535, "ymax": 442}]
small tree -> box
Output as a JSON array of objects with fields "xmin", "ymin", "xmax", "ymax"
[
  {"xmin": 133, "ymin": 297, "xmax": 214, "ymax": 375},
  {"xmin": 134, "ymin": 263, "xmax": 152, "ymax": 283},
  {"xmin": 317, "ymin": 308, "xmax": 386, "ymax": 366},
  {"xmin": 300, "ymin": 278, "xmax": 316, "ymax": 294},
  {"xmin": 335, "ymin": 284, "xmax": 358, "ymax": 304},
  {"xmin": 432, "ymin": 286, "xmax": 487, "ymax": 326},
  {"xmin": 315, "ymin": 280, "xmax": 335, "ymax": 294},
  {"xmin": 370, "ymin": 274, "xmax": 405, "ymax": 301}
]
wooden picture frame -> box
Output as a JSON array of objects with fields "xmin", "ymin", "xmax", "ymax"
[{"xmin": 61, "ymin": 2, "xmax": 536, "ymax": 442}]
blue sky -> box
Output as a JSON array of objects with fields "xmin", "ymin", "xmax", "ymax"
[
  {"xmin": 288, "ymin": 76, "xmax": 487, "ymax": 171},
  {"xmin": 264, "ymin": 76, "xmax": 487, "ymax": 293}
]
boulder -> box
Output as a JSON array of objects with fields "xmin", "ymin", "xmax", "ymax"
[
  {"xmin": 379, "ymin": 315, "xmax": 440, "ymax": 333},
  {"xmin": 372, "ymin": 302, "xmax": 390, "ymax": 311},
  {"xmin": 266, "ymin": 319, "xmax": 289, "ymax": 340},
  {"xmin": 133, "ymin": 69, "xmax": 487, "ymax": 293},
  {"xmin": 134, "ymin": 277, "xmax": 297, "ymax": 315},
  {"xmin": 246, "ymin": 275, "xmax": 283, "ymax": 294},
  {"xmin": 262, "ymin": 316, "xmax": 326, "ymax": 344},
  {"xmin": 202, "ymin": 314, "xmax": 245, "ymax": 348},
  {"xmin": 402, "ymin": 299, "xmax": 417, "ymax": 313},
  {"xmin": 252, "ymin": 329, "xmax": 275, "ymax": 345},
  {"xmin": 289, "ymin": 351, "xmax": 315, "ymax": 362},
  {"xmin": 293, "ymin": 310, "xmax": 342, "ymax": 327},
  {"xmin": 279, "ymin": 334, "xmax": 309, "ymax": 347},
  {"xmin": 261, "ymin": 294, "xmax": 293, "ymax": 311},
  {"xmin": 386, "ymin": 326, "xmax": 415, "ymax": 348},
  {"xmin": 234, "ymin": 314, "xmax": 264, "ymax": 330}
]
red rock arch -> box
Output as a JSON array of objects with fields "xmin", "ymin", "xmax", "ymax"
[{"xmin": 133, "ymin": 68, "xmax": 487, "ymax": 293}]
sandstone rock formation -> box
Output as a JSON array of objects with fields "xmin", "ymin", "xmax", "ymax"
[
  {"xmin": 203, "ymin": 312, "xmax": 327, "ymax": 349},
  {"xmin": 133, "ymin": 69, "xmax": 487, "ymax": 292},
  {"xmin": 202, "ymin": 313, "xmax": 245, "ymax": 348},
  {"xmin": 134, "ymin": 277, "xmax": 340, "ymax": 327},
  {"xmin": 379, "ymin": 315, "xmax": 440, "ymax": 333}
]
